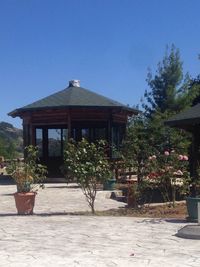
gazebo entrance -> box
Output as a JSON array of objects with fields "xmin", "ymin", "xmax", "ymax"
[{"xmin": 35, "ymin": 127, "xmax": 67, "ymax": 177}]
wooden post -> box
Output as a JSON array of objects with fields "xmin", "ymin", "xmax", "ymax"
[
  {"xmin": 22, "ymin": 121, "xmax": 30, "ymax": 160},
  {"xmin": 198, "ymin": 202, "xmax": 200, "ymax": 225},
  {"xmin": 30, "ymin": 125, "xmax": 35, "ymax": 146},
  {"xmin": 23, "ymin": 122, "xmax": 30, "ymax": 148},
  {"xmin": 108, "ymin": 112, "xmax": 112, "ymax": 158},
  {"xmin": 67, "ymin": 110, "xmax": 71, "ymax": 140},
  {"xmin": 191, "ymin": 127, "xmax": 200, "ymax": 197}
]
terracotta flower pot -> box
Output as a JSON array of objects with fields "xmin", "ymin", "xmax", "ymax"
[{"xmin": 14, "ymin": 192, "xmax": 36, "ymax": 215}]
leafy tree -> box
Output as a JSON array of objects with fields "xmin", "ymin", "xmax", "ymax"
[
  {"xmin": 0, "ymin": 121, "xmax": 23, "ymax": 158},
  {"xmin": 122, "ymin": 114, "xmax": 155, "ymax": 182},
  {"xmin": 121, "ymin": 114, "xmax": 160, "ymax": 207},
  {"xmin": 147, "ymin": 110, "xmax": 190, "ymax": 153},
  {"xmin": 0, "ymin": 138, "xmax": 17, "ymax": 159},
  {"xmin": 62, "ymin": 139, "xmax": 112, "ymax": 214},
  {"xmin": 0, "ymin": 137, "xmax": 6, "ymax": 158},
  {"xmin": 6, "ymin": 141, "xmax": 17, "ymax": 159}
]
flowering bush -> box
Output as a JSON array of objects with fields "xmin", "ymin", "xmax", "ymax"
[
  {"xmin": 146, "ymin": 150, "xmax": 190, "ymax": 207},
  {"xmin": 62, "ymin": 138, "xmax": 112, "ymax": 214}
]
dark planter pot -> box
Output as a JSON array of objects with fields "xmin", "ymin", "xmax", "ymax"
[
  {"xmin": 103, "ymin": 179, "xmax": 116, "ymax": 191},
  {"xmin": 14, "ymin": 192, "xmax": 36, "ymax": 215},
  {"xmin": 186, "ymin": 196, "xmax": 200, "ymax": 221}
]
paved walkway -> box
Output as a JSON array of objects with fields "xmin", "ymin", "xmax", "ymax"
[
  {"xmin": 0, "ymin": 183, "xmax": 200, "ymax": 266},
  {"xmin": 0, "ymin": 183, "xmax": 125, "ymax": 214}
]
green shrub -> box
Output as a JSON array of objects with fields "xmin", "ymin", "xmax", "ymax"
[{"xmin": 62, "ymin": 139, "xmax": 112, "ymax": 214}]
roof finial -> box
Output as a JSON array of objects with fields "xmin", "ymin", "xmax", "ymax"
[{"xmin": 69, "ymin": 80, "xmax": 80, "ymax": 87}]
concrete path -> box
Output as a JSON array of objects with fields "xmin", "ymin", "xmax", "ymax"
[
  {"xmin": 0, "ymin": 183, "xmax": 200, "ymax": 267},
  {"xmin": 0, "ymin": 183, "xmax": 125, "ymax": 215}
]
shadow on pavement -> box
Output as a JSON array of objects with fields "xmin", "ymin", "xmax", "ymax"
[
  {"xmin": 164, "ymin": 218, "xmax": 187, "ymax": 224},
  {"xmin": 138, "ymin": 218, "xmax": 187, "ymax": 224},
  {"xmin": 46, "ymin": 185, "xmax": 80, "ymax": 189},
  {"xmin": 0, "ymin": 211, "xmax": 92, "ymax": 217}
]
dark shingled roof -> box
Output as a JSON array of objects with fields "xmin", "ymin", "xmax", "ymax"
[
  {"xmin": 165, "ymin": 103, "xmax": 200, "ymax": 128},
  {"xmin": 9, "ymin": 85, "xmax": 138, "ymax": 117}
]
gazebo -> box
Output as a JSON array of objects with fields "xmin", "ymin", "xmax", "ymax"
[
  {"xmin": 165, "ymin": 103, "xmax": 200, "ymax": 194},
  {"xmin": 9, "ymin": 80, "xmax": 138, "ymax": 177}
]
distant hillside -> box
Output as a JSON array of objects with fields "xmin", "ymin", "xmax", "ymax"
[{"xmin": 0, "ymin": 121, "xmax": 23, "ymax": 158}]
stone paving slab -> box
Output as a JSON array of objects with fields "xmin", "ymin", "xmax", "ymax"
[
  {"xmin": 0, "ymin": 183, "xmax": 200, "ymax": 266},
  {"xmin": 0, "ymin": 216, "xmax": 199, "ymax": 267}
]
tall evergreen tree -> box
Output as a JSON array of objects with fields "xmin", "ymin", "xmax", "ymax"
[
  {"xmin": 143, "ymin": 44, "xmax": 190, "ymax": 116},
  {"xmin": 142, "ymin": 44, "xmax": 191, "ymax": 154}
]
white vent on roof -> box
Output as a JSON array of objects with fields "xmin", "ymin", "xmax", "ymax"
[{"xmin": 69, "ymin": 80, "xmax": 80, "ymax": 87}]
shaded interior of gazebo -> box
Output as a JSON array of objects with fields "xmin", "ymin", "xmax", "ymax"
[{"xmin": 9, "ymin": 80, "xmax": 138, "ymax": 177}]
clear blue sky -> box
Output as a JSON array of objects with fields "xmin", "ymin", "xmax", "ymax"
[{"xmin": 1, "ymin": 0, "xmax": 200, "ymax": 128}]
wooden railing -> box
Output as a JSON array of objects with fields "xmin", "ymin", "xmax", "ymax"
[{"xmin": 110, "ymin": 159, "xmax": 137, "ymax": 182}]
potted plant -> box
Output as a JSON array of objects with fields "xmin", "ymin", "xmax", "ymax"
[{"xmin": 7, "ymin": 146, "xmax": 47, "ymax": 215}]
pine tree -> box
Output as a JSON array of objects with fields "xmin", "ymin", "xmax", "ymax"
[
  {"xmin": 143, "ymin": 44, "xmax": 190, "ymax": 116},
  {"xmin": 142, "ymin": 44, "xmax": 191, "ymax": 154}
]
